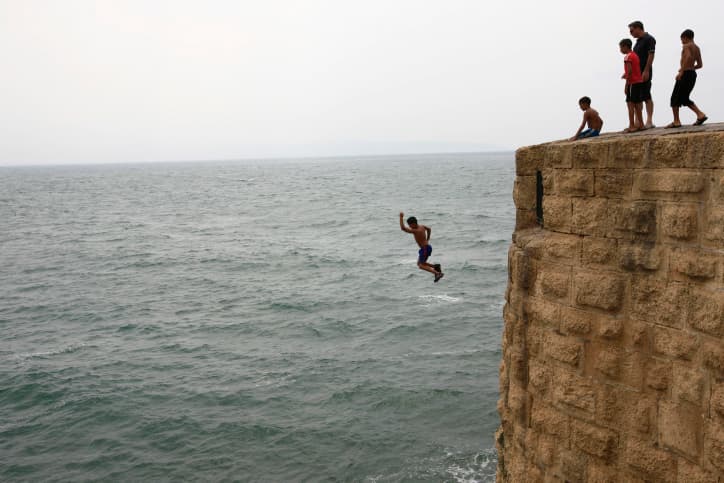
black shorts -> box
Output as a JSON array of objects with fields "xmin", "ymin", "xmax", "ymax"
[
  {"xmin": 626, "ymin": 83, "xmax": 645, "ymax": 103},
  {"xmin": 639, "ymin": 80, "xmax": 652, "ymax": 102},
  {"xmin": 670, "ymin": 70, "xmax": 697, "ymax": 107}
]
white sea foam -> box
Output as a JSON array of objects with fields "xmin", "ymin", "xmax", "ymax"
[
  {"xmin": 16, "ymin": 343, "xmax": 87, "ymax": 360},
  {"xmin": 418, "ymin": 294, "xmax": 462, "ymax": 304}
]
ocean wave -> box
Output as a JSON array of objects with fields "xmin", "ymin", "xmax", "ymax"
[
  {"xmin": 417, "ymin": 294, "xmax": 461, "ymax": 304},
  {"xmin": 15, "ymin": 343, "xmax": 87, "ymax": 360}
]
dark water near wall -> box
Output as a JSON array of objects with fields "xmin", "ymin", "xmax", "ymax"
[{"xmin": 0, "ymin": 153, "xmax": 514, "ymax": 481}]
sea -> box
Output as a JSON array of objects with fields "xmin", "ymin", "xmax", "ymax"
[{"xmin": 0, "ymin": 152, "xmax": 515, "ymax": 482}]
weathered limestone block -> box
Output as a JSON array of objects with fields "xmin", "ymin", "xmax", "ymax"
[
  {"xmin": 704, "ymin": 208, "xmax": 724, "ymax": 245},
  {"xmin": 515, "ymin": 208, "xmax": 538, "ymax": 230},
  {"xmin": 712, "ymin": 384, "xmax": 724, "ymax": 418},
  {"xmin": 515, "ymin": 145, "xmax": 544, "ymax": 176},
  {"xmin": 542, "ymin": 196, "xmax": 572, "ymax": 232},
  {"xmin": 513, "ymin": 175, "xmax": 537, "ymax": 210},
  {"xmin": 524, "ymin": 232, "xmax": 579, "ymax": 261},
  {"xmin": 595, "ymin": 169, "xmax": 633, "ymax": 198},
  {"xmin": 531, "ymin": 403, "xmax": 570, "ymax": 439},
  {"xmin": 702, "ymin": 340, "xmax": 724, "ymax": 380},
  {"xmin": 649, "ymin": 135, "xmax": 690, "ymax": 167},
  {"xmin": 525, "ymin": 297, "xmax": 560, "ymax": 330},
  {"xmin": 646, "ymin": 357, "xmax": 672, "ymax": 391},
  {"xmin": 687, "ymin": 131, "xmax": 724, "ymax": 168},
  {"xmin": 611, "ymin": 201, "xmax": 657, "ymax": 239},
  {"xmin": 677, "ymin": 458, "xmax": 718, "ymax": 483},
  {"xmin": 688, "ymin": 289, "xmax": 724, "ymax": 337},
  {"xmin": 631, "ymin": 277, "xmax": 688, "ymax": 328},
  {"xmin": 704, "ymin": 420, "xmax": 724, "ymax": 471},
  {"xmin": 552, "ymin": 370, "xmax": 596, "ymax": 414},
  {"xmin": 581, "ymin": 236, "xmax": 617, "ymax": 267},
  {"xmin": 635, "ymin": 170, "xmax": 705, "ymax": 195},
  {"xmin": 555, "ymin": 169, "xmax": 594, "ymax": 196},
  {"xmin": 571, "ymin": 420, "xmax": 618, "ymax": 461},
  {"xmin": 560, "ymin": 306, "xmax": 593, "ymax": 336},
  {"xmin": 574, "ymin": 272, "xmax": 625, "ymax": 311},
  {"xmin": 555, "ymin": 448, "xmax": 587, "ymax": 483},
  {"xmin": 662, "ymin": 204, "xmax": 698, "ymax": 240},
  {"xmin": 652, "ymin": 326, "xmax": 698, "ymax": 361},
  {"xmin": 673, "ymin": 364, "xmax": 705, "ymax": 405},
  {"xmin": 624, "ymin": 437, "xmax": 678, "ymax": 482},
  {"xmin": 509, "ymin": 246, "xmax": 532, "ymax": 289},
  {"xmin": 597, "ymin": 317, "xmax": 623, "ymax": 340},
  {"xmin": 572, "ymin": 198, "xmax": 608, "ymax": 236},
  {"xmin": 618, "ymin": 240, "xmax": 663, "ymax": 272},
  {"xmin": 607, "ymin": 137, "xmax": 649, "ymax": 168},
  {"xmin": 534, "ymin": 265, "xmax": 570, "ymax": 300},
  {"xmin": 544, "ymin": 332, "xmax": 582, "ymax": 367},
  {"xmin": 659, "ymin": 400, "xmax": 702, "ymax": 458},
  {"xmin": 545, "ymin": 144, "xmax": 573, "ymax": 169},
  {"xmin": 596, "ymin": 384, "xmax": 654, "ymax": 435},
  {"xmin": 528, "ymin": 359, "xmax": 550, "ymax": 396},
  {"xmin": 670, "ymin": 248, "xmax": 718, "ymax": 280},
  {"xmin": 572, "ymin": 141, "xmax": 610, "ymax": 169}
]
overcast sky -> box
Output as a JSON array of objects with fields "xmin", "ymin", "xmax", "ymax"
[{"xmin": 1, "ymin": 0, "xmax": 723, "ymax": 165}]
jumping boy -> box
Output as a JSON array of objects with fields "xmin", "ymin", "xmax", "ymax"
[
  {"xmin": 399, "ymin": 212, "xmax": 444, "ymax": 283},
  {"xmin": 570, "ymin": 96, "xmax": 604, "ymax": 141},
  {"xmin": 620, "ymin": 39, "xmax": 644, "ymax": 133},
  {"xmin": 667, "ymin": 29, "xmax": 707, "ymax": 128}
]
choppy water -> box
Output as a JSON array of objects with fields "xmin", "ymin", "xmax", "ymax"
[{"xmin": 0, "ymin": 153, "xmax": 514, "ymax": 481}]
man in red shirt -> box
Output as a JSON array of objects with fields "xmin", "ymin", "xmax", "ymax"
[{"xmin": 620, "ymin": 38, "xmax": 644, "ymax": 132}]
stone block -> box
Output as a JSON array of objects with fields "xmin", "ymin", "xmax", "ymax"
[
  {"xmin": 555, "ymin": 170, "xmax": 594, "ymax": 196},
  {"xmin": 687, "ymin": 131, "xmax": 724, "ymax": 168},
  {"xmin": 704, "ymin": 420, "xmax": 724, "ymax": 471},
  {"xmin": 652, "ymin": 326, "xmax": 698, "ymax": 361},
  {"xmin": 595, "ymin": 169, "xmax": 633, "ymax": 198},
  {"xmin": 535, "ymin": 266, "xmax": 571, "ymax": 300},
  {"xmin": 581, "ymin": 237, "xmax": 617, "ymax": 266},
  {"xmin": 571, "ymin": 420, "xmax": 618, "ymax": 460},
  {"xmin": 649, "ymin": 135, "xmax": 690, "ymax": 167},
  {"xmin": 659, "ymin": 400, "xmax": 702, "ymax": 458},
  {"xmin": 516, "ymin": 208, "xmax": 539, "ymax": 230},
  {"xmin": 688, "ymin": 289, "xmax": 724, "ymax": 337},
  {"xmin": 516, "ymin": 145, "xmax": 544, "ymax": 175},
  {"xmin": 704, "ymin": 208, "xmax": 724, "ymax": 245},
  {"xmin": 574, "ymin": 272, "xmax": 625, "ymax": 312},
  {"xmin": 571, "ymin": 198, "xmax": 608, "ymax": 236},
  {"xmin": 646, "ymin": 357, "xmax": 672, "ymax": 391},
  {"xmin": 670, "ymin": 248, "xmax": 718, "ymax": 280},
  {"xmin": 586, "ymin": 461, "xmax": 620, "ymax": 483},
  {"xmin": 702, "ymin": 340, "xmax": 724, "ymax": 380},
  {"xmin": 597, "ymin": 317, "xmax": 623, "ymax": 339},
  {"xmin": 624, "ymin": 320, "xmax": 649, "ymax": 349},
  {"xmin": 545, "ymin": 144, "xmax": 573, "ymax": 169},
  {"xmin": 513, "ymin": 175, "xmax": 537, "ymax": 210},
  {"xmin": 560, "ymin": 306, "xmax": 593, "ymax": 336},
  {"xmin": 676, "ymin": 458, "xmax": 718, "ymax": 483},
  {"xmin": 552, "ymin": 371, "xmax": 596, "ymax": 413},
  {"xmin": 618, "ymin": 241, "xmax": 663, "ymax": 272},
  {"xmin": 544, "ymin": 332, "xmax": 582, "ymax": 367},
  {"xmin": 597, "ymin": 384, "xmax": 654, "ymax": 435},
  {"xmin": 556, "ymin": 448, "xmax": 587, "ymax": 483},
  {"xmin": 636, "ymin": 170, "xmax": 705, "ymax": 195},
  {"xmin": 631, "ymin": 278, "xmax": 688, "ymax": 328},
  {"xmin": 672, "ymin": 365, "xmax": 705, "ymax": 405},
  {"xmin": 624, "ymin": 438, "xmax": 678, "ymax": 483},
  {"xmin": 607, "ymin": 137, "xmax": 649, "ymax": 168},
  {"xmin": 572, "ymin": 141, "xmax": 610, "ymax": 168},
  {"xmin": 712, "ymin": 384, "xmax": 724, "ymax": 418},
  {"xmin": 525, "ymin": 297, "xmax": 561, "ymax": 330},
  {"xmin": 542, "ymin": 196, "xmax": 571, "ymax": 232},
  {"xmin": 531, "ymin": 403, "xmax": 569, "ymax": 439},
  {"xmin": 662, "ymin": 204, "xmax": 698, "ymax": 240},
  {"xmin": 509, "ymin": 247, "xmax": 532, "ymax": 290},
  {"xmin": 525, "ymin": 233, "xmax": 580, "ymax": 261},
  {"xmin": 611, "ymin": 201, "xmax": 657, "ymax": 238},
  {"xmin": 528, "ymin": 360, "xmax": 550, "ymax": 396}
]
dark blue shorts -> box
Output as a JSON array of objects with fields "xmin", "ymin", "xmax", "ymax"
[{"xmin": 418, "ymin": 245, "xmax": 432, "ymax": 263}]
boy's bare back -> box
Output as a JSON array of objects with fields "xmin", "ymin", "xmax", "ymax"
[
  {"xmin": 681, "ymin": 42, "xmax": 702, "ymax": 71},
  {"xmin": 584, "ymin": 107, "xmax": 604, "ymax": 131}
]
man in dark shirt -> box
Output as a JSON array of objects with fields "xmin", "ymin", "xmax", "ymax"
[{"xmin": 629, "ymin": 21, "xmax": 656, "ymax": 129}]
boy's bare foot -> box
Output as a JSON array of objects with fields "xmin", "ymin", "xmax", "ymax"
[
  {"xmin": 434, "ymin": 264, "xmax": 441, "ymax": 272},
  {"xmin": 434, "ymin": 272, "xmax": 444, "ymax": 283},
  {"xmin": 644, "ymin": 123, "xmax": 655, "ymax": 129},
  {"xmin": 665, "ymin": 122, "xmax": 682, "ymax": 128}
]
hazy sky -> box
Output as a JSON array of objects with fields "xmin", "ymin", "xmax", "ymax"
[{"xmin": 2, "ymin": 0, "xmax": 723, "ymax": 165}]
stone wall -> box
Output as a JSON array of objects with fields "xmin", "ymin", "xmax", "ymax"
[{"xmin": 497, "ymin": 126, "xmax": 724, "ymax": 482}]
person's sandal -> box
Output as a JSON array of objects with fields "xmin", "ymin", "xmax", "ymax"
[{"xmin": 693, "ymin": 116, "xmax": 708, "ymax": 126}]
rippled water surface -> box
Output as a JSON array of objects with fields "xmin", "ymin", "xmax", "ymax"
[{"xmin": 1, "ymin": 153, "xmax": 514, "ymax": 481}]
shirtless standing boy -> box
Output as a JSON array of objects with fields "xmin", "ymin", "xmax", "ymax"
[
  {"xmin": 667, "ymin": 29, "xmax": 708, "ymax": 128},
  {"xmin": 570, "ymin": 96, "xmax": 604, "ymax": 141},
  {"xmin": 399, "ymin": 212, "xmax": 444, "ymax": 283}
]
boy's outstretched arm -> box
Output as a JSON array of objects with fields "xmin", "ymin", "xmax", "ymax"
[
  {"xmin": 570, "ymin": 114, "xmax": 586, "ymax": 141},
  {"xmin": 399, "ymin": 212, "xmax": 412, "ymax": 233}
]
